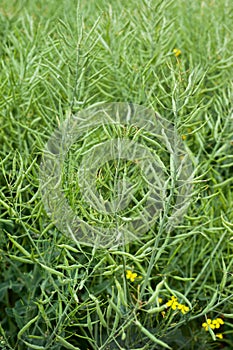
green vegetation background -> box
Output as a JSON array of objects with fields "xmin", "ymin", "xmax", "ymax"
[{"xmin": 0, "ymin": 0, "xmax": 233, "ymax": 349}]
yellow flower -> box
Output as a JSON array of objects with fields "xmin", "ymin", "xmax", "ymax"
[
  {"xmin": 212, "ymin": 318, "xmax": 224, "ymax": 328},
  {"xmin": 216, "ymin": 333, "xmax": 223, "ymax": 339},
  {"xmin": 202, "ymin": 319, "xmax": 215, "ymax": 331},
  {"xmin": 126, "ymin": 270, "xmax": 137, "ymax": 282},
  {"xmin": 178, "ymin": 303, "xmax": 189, "ymax": 314},
  {"xmin": 173, "ymin": 48, "xmax": 182, "ymax": 57},
  {"xmin": 166, "ymin": 296, "xmax": 179, "ymax": 310},
  {"xmin": 158, "ymin": 298, "xmax": 163, "ymax": 304}
]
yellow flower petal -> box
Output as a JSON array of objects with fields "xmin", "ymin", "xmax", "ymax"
[
  {"xmin": 166, "ymin": 296, "xmax": 179, "ymax": 310},
  {"xmin": 126, "ymin": 270, "xmax": 138, "ymax": 282},
  {"xmin": 178, "ymin": 304, "xmax": 189, "ymax": 314},
  {"xmin": 202, "ymin": 322, "xmax": 208, "ymax": 331},
  {"xmin": 130, "ymin": 273, "xmax": 137, "ymax": 281},
  {"xmin": 216, "ymin": 333, "xmax": 223, "ymax": 339},
  {"xmin": 171, "ymin": 303, "xmax": 178, "ymax": 310},
  {"xmin": 216, "ymin": 318, "xmax": 224, "ymax": 325},
  {"xmin": 212, "ymin": 318, "xmax": 224, "ymax": 328},
  {"xmin": 126, "ymin": 270, "xmax": 132, "ymax": 279},
  {"xmin": 173, "ymin": 48, "xmax": 182, "ymax": 57},
  {"xmin": 202, "ymin": 319, "xmax": 215, "ymax": 331}
]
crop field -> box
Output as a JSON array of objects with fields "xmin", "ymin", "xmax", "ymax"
[{"xmin": 0, "ymin": 0, "xmax": 233, "ymax": 349}]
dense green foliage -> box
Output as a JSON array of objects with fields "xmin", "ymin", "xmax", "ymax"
[{"xmin": 0, "ymin": 0, "xmax": 233, "ymax": 349}]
